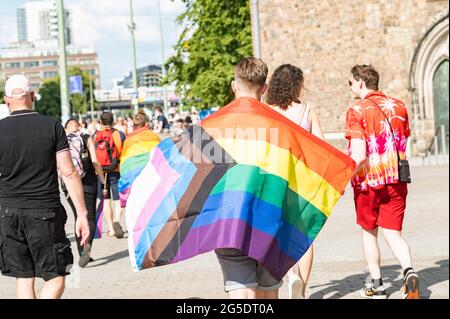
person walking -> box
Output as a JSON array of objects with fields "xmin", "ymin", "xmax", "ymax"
[
  {"xmin": 214, "ymin": 57, "xmax": 283, "ymax": 299},
  {"xmin": 266, "ymin": 64, "xmax": 325, "ymax": 299},
  {"xmin": 345, "ymin": 64, "xmax": 419, "ymax": 299},
  {"xmin": 64, "ymin": 119, "xmax": 105, "ymax": 267},
  {"xmin": 93, "ymin": 112, "xmax": 126, "ymax": 238},
  {"xmin": 0, "ymin": 75, "xmax": 89, "ymax": 299}
]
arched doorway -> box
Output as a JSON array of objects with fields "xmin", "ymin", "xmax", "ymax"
[
  {"xmin": 410, "ymin": 14, "xmax": 449, "ymax": 154},
  {"xmin": 433, "ymin": 59, "xmax": 449, "ymax": 153}
]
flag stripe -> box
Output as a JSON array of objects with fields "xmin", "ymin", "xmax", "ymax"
[
  {"xmin": 141, "ymin": 130, "xmax": 236, "ymax": 268},
  {"xmin": 171, "ymin": 218, "xmax": 306, "ymax": 280},
  {"xmin": 214, "ymin": 138, "xmax": 340, "ymax": 217},
  {"xmin": 202, "ymin": 98, "xmax": 354, "ymax": 192},
  {"xmin": 209, "ymin": 165, "xmax": 328, "ymax": 238},
  {"xmin": 134, "ymin": 140, "xmax": 197, "ymax": 268}
]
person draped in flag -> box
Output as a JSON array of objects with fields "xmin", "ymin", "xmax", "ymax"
[
  {"xmin": 213, "ymin": 57, "xmax": 283, "ymax": 299},
  {"xmin": 266, "ymin": 64, "xmax": 325, "ymax": 299},
  {"xmin": 118, "ymin": 111, "xmax": 160, "ymax": 208},
  {"xmin": 123, "ymin": 57, "xmax": 355, "ymax": 300}
]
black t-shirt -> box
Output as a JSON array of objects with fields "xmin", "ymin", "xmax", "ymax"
[
  {"xmin": 0, "ymin": 110, "xmax": 69, "ymax": 209},
  {"xmin": 157, "ymin": 115, "xmax": 170, "ymax": 129}
]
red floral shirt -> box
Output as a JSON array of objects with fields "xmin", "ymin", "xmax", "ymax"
[{"xmin": 345, "ymin": 91, "xmax": 410, "ymax": 190}]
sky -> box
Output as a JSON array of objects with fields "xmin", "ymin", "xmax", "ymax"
[{"xmin": 0, "ymin": 0, "xmax": 186, "ymax": 89}]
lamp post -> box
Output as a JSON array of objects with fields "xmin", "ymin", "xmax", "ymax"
[
  {"xmin": 250, "ymin": 0, "xmax": 262, "ymax": 58},
  {"xmin": 56, "ymin": 0, "xmax": 70, "ymax": 124},
  {"xmin": 89, "ymin": 70, "xmax": 95, "ymax": 121},
  {"xmin": 128, "ymin": 0, "xmax": 139, "ymax": 112},
  {"xmin": 158, "ymin": 0, "xmax": 169, "ymax": 115}
]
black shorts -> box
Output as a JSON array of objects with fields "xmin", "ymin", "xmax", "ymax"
[{"xmin": 0, "ymin": 205, "xmax": 73, "ymax": 281}]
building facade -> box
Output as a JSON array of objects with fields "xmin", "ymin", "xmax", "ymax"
[
  {"xmin": 257, "ymin": 0, "xmax": 449, "ymax": 155},
  {"xmin": 0, "ymin": 41, "xmax": 100, "ymax": 91},
  {"xmin": 17, "ymin": 0, "xmax": 72, "ymax": 45},
  {"xmin": 119, "ymin": 65, "xmax": 163, "ymax": 89}
]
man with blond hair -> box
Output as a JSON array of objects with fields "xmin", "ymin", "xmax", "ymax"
[
  {"xmin": 0, "ymin": 75, "xmax": 89, "ymax": 299},
  {"xmin": 214, "ymin": 57, "xmax": 284, "ymax": 300}
]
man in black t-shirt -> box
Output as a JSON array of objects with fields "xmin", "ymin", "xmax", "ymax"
[{"xmin": 0, "ymin": 75, "xmax": 89, "ymax": 299}]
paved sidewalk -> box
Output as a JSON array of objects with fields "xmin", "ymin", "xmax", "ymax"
[{"xmin": 0, "ymin": 165, "xmax": 448, "ymax": 299}]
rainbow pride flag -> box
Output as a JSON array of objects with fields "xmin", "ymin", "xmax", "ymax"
[
  {"xmin": 125, "ymin": 97, "xmax": 355, "ymax": 280},
  {"xmin": 118, "ymin": 127, "xmax": 160, "ymax": 207}
]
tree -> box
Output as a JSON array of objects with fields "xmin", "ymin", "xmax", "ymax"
[
  {"xmin": 35, "ymin": 67, "xmax": 98, "ymax": 119},
  {"xmin": 36, "ymin": 80, "xmax": 62, "ymax": 120},
  {"xmin": 165, "ymin": 0, "xmax": 253, "ymax": 109},
  {"xmin": 0, "ymin": 80, "xmax": 5, "ymax": 102}
]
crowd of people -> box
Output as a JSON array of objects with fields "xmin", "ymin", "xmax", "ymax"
[
  {"xmin": 77, "ymin": 107, "xmax": 201, "ymax": 141},
  {"xmin": 0, "ymin": 56, "xmax": 420, "ymax": 300}
]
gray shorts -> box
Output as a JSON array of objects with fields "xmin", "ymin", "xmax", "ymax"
[{"xmin": 215, "ymin": 248, "xmax": 283, "ymax": 292}]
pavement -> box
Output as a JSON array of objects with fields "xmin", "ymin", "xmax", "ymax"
[{"xmin": 0, "ymin": 165, "xmax": 448, "ymax": 299}]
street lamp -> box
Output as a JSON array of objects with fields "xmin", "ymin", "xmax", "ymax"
[
  {"xmin": 158, "ymin": 0, "xmax": 169, "ymax": 115},
  {"xmin": 250, "ymin": 0, "xmax": 262, "ymax": 58},
  {"xmin": 56, "ymin": 0, "xmax": 70, "ymax": 124},
  {"xmin": 128, "ymin": 0, "xmax": 139, "ymax": 113}
]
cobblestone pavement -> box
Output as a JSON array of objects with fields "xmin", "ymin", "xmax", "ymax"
[{"xmin": 0, "ymin": 165, "xmax": 448, "ymax": 299}]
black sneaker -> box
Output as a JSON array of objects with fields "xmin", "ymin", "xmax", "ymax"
[
  {"xmin": 401, "ymin": 270, "xmax": 420, "ymax": 299},
  {"xmin": 113, "ymin": 222, "xmax": 124, "ymax": 239},
  {"xmin": 360, "ymin": 283, "xmax": 387, "ymax": 299},
  {"xmin": 79, "ymin": 244, "xmax": 91, "ymax": 268}
]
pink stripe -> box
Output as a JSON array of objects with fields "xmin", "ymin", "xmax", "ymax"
[{"xmin": 132, "ymin": 147, "xmax": 180, "ymax": 247}]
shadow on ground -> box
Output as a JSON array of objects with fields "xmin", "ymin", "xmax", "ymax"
[
  {"xmin": 88, "ymin": 249, "xmax": 130, "ymax": 267},
  {"xmin": 308, "ymin": 259, "xmax": 448, "ymax": 299}
]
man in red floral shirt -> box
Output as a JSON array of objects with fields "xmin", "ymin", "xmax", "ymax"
[{"xmin": 345, "ymin": 64, "xmax": 419, "ymax": 299}]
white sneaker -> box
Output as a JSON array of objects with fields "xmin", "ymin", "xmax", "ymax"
[{"xmin": 288, "ymin": 274, "xmax": 305, "ymax": 299}]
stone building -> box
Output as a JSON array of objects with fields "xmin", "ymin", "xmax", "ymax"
[{"xmin": 257, "ymin": 0, "xmax": 449, "ymax": 155}]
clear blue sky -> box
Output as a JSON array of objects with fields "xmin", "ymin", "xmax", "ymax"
[{"xmin": 0, "ymin": 0, "xmax": 185, "ymax": 89}]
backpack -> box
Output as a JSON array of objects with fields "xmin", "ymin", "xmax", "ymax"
[
  {"xmin": 67, "ymin": 132, "xmax": 88, "ymax": 178},
  {"xmin": 93, "ymin": 128, "xmax": 120, "ymax": 172}
]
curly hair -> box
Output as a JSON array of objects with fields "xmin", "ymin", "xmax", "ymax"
[{"xmin": 266, "ymin": 64, "xmax": 304, "ymax": 110}]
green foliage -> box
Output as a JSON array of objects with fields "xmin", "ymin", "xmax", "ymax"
[
  {"xmin": 165, "ymin": 0, "xmax": 253, "ymax": 109},
  {"xmin": 35, "ymin": 67, "xmax": 98, "ymax": 119},
  {"xmin": 35, "ymin": 80, "xmax": 61, "ymax": 120},
  {"xmin": 0, "ymin": 80, "xmax": 5, "ymax": 102}
]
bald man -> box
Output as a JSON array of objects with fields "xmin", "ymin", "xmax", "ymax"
[{"xmin": 0, "ymin": 75, "xmax": 89, "ymax": 299}]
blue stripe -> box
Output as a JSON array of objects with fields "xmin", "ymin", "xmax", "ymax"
[
  {"xmin": 118, "ymin": 165, "xmax": 147, "ymax": 193},
  {"xmin": 134, "ymin": 139, "xmax": 197, "ymax": 268},
  {"xmin": 192, "ymin": 191, "xmax": 313, "ymax": 261}
]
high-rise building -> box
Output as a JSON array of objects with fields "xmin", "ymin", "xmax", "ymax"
[
  {"xmin": 17, "ymin": 0, "xmax": 72, "ymax": 45},
  {"xmin": 119, "ymin": 65, "xmax": 163, "ymax": 89}
]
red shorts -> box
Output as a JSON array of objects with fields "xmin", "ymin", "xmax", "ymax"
[{"xmin": 353, "ymin": 183, "xmax": 408, "ymax": 231}]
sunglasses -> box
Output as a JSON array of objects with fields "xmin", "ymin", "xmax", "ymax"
[{"xmin": 348, "ymin": 80, "xmax": 353, "ymax": 87}]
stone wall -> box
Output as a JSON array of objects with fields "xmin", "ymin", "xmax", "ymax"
[{"xmin": 258, "ymin": 0, "xmax": 449, "ymax": 154}]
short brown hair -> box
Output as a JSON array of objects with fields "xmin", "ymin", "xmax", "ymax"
[
  {"xmin": 351, "ymin": 64, "xmax": 379, "ymax": 90},
  {"xmin": 266, "ymin": 64, "xmax": 304, "ymax": 110},
  {"xmin": 100, "ymin": 112, "xmax": 114, "ymax": 126},
  {"xmin": 133, "ymin": 111, "xmax": 148, "ymax": 128},
  {"xmin": 234, "ymin": 57, "xmax": 268, "ymax": 87}
]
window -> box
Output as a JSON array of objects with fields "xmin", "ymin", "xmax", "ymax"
[
  {"xmin": 5, "ymin": 62, "xmax": 21, "ymax": 68},
  {"xmin": 42, "ymin": 60, "xmax": 58, "ymax": 67},
  {"xmin": 43, "ymin": 71, "xmax": 58, "ymax": 78},
  {"xmin": 24, "ymin": 61, "xmax": 39, "ymax": 68}
]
